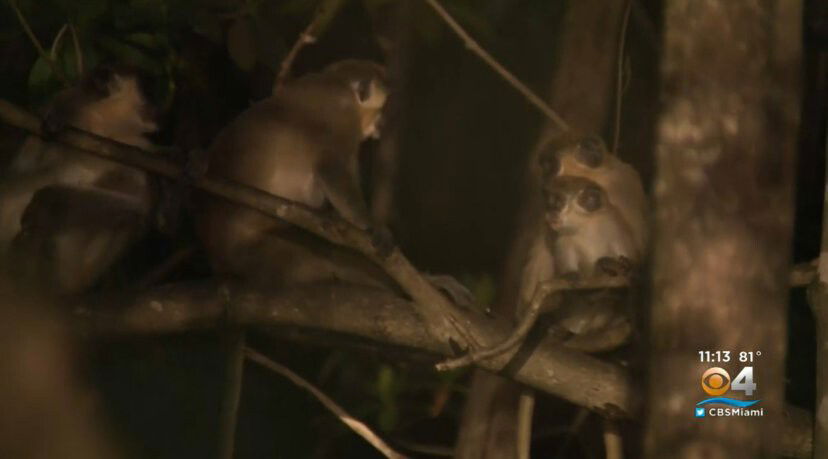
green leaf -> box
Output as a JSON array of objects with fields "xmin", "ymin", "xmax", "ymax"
[
  {"xmin": 375, "ymin": 365, "xmax": 400, "ymax": 431},
  {"xmin": 27, "ymin": 57, "xmax": 63, "ymax": 107}
]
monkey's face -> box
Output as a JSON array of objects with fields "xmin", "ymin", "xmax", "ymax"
[
  {"xmin": 543, "ymin": 176, "xmax": 606, "ymax": 235},
  {"xmin": 103, "ymin": 74, "xmax": 158, "ymax": 134},
  {"xmin": 323, "ymin": 59, "xmax": 388, "ymax": 139},
  {"xmin": 78, "ymin": 73, "xmax": 157, "ymax": 143},
  {"xmin": 352, "ymin": 79, "xmax": 387, "ymax": 139}
]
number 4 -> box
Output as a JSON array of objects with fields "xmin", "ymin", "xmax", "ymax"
[{"xmin": 731, "ymin": 366, "xmax": 757, "ymax": 396}]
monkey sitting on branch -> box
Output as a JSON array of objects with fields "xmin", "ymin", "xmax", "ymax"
[
  {"xmin": 0, "ymin": 65, "xmax": 160, "ymax": 294},
  {"xmin": 521, "ymin": 133, "xmax": 648, "ymax": 352},
  {"xmin": 438, "ymin": 134, "xmax": 647, "ymax": 370},
  {"xmin": 197, "ymin": 59, "xmax": 471, "ymax": 303}
]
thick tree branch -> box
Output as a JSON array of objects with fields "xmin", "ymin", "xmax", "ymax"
[
  {"xmin": 75, "ymin": 281, "xmax": 812, "ymax": 457},
  {"xmin": 78, "ymin": 282, "xmax": 631, "ymax": 416},
  {"xmin": 0, "ymin": 99, "xmax": 474, "ymax": 349}
]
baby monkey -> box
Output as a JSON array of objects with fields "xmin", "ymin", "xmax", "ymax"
[
  {"xmin": 542, "ymin": 175, "xmax": 638, "ymax": 278},
  {"xmin": 519, "ymin": 135, "xmax": 647, "ymax": 350}
]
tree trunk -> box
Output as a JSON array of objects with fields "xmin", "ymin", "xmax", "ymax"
[
  {"xmin": 455, "ymin": 1, "xmax": 628, "ymax": 457},
  {"xmin": 808, "ymin": 51, "xmax": 828, "ymax": 459},
  {"xmin": 644, "ymin": 1, "xmax": 801, "ymax": 457}
]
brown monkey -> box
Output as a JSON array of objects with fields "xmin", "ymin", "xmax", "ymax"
[
  {"xmin": 538, "ymin": 133, "xmax": 648, "ymax": 254},
  {"xmin": 542, "ymin": 175, "xmax": 640, "ymax": 277},
  {"xmin": 196, "ymin": 59, "xmax": 394, "ymax": 287},
  {"xmin": 520, "ymin": 135, "xmax": 647, "ymax": 344},
  {"xmin": 0, "ymin": 65, "xmax": 158, "ymax": 292}
]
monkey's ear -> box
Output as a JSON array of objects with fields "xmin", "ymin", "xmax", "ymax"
[
  {"xmin": 538, "ymin": 146, "xmax": 561, "ymax": 177},
  {"xmin": 574, "ymin": 135, "xmax": 606, "ymax": 168}
]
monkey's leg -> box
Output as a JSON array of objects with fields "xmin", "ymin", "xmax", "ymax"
[{"xmin": 12, "ymin": 185, "xmax": 148, "ymax": 293}]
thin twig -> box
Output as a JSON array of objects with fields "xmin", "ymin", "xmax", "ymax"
[
  {"xmin": 611, "ymin": 0, "xmax": 633, "ymax": 154},
  {"xmin": 423, "ymin": 0, "xmax": 569, "ymax": 131},
  {"xmin": 7, "ymin": 0, "xmax": 69, "ymax": 85},
  {"xmin": 218, "ymin": 326, "xmax": 246, "ymax": 459},
  {"xmin": 603, "ymin": 418, "xmax": 624, "ymax": 459},
  {"xmin": 245, "ymin": 347, "xmax": 408, "ymax": 459},
  {"xmin": 273, "ymin": 0, "xmax": 345, "ymax": 92},
  {"xmin": 137, "ymin": 244, "xmax": 197, "ymax": 289},
  {"xmin": 69, "ymin": 24, "xmax": 84, "ymax": 75},
  {"xmin": 436, "ymin": 275, "xmax": 629, "ymax": 371},
  {"xmin": 516, "ymin": 390, "xmax": 535, "ymax": 459},
  {"xmin": 50, "ymin": 23, "xmax": 68, "ymax": 59}
]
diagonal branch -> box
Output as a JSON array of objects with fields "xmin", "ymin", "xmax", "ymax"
[
  {"xmin": 423, "ymin": 0, "xmax": 569, "ymax": 131},
  {"xmin": 246, "ymin": 347, "xmax": 407, "ymax": 459},
  {"xmin": 436, "ymin": 275, "xmax": 630, "ymax": 371}
]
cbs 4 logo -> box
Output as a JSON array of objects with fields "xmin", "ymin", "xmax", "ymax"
[{"xmin": 701, "ymin": 366, "xmax": 756, "ymax": 396}]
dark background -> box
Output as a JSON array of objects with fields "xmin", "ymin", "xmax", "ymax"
[{"xmin": 0, "ymin": 0, "xmax": 825, "ymax": 457}]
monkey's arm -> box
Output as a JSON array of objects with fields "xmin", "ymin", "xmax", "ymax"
[{"xmin": 316, "ymin": 156, "xmax": 372, "ymax": 230}]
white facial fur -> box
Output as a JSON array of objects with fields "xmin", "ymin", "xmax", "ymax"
[{"xmin": 354, "ymin": 80, "xmax": 387, "ymax": 139}]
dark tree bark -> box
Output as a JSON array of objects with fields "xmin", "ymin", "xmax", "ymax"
[
  {"xmin": 455, "ymin": 1, "xmax": 628, "ymax": 457},
  {"xmin": 644, "ymin": 1, "xmax": 801, "ymax": 457},
  {"xmin": 808, "ymin": 54, "xmax": 828, "ymax": 459}
]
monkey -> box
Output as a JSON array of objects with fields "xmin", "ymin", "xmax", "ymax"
[
  {"xmin": 518, "ymin": 135, "xmax": 648, "ymax": 348},
  {"xmin": 0, "ymin": 65, "xmax": 158, "ymax": 293},
  {"xmin": 196, "ymin": 59, "xmax": 395, "ymax": 287},
  {"xmin": 542, "ymin": 175, "xmax": 639, "ymax": 278},
  {"xmin": 537, "ymin": 133, "xmax": 648, "ymax": 254},
  {"xmin": 196, "ymin": 60, "xmax": 473, "ymax": 304}
]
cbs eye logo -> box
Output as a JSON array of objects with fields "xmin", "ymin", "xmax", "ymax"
[
  {"xmin": 701, "ymin": 367, "xmax": 731, "ymax": 396},
  {"xmin": 700, "ymin": 366, "xmax": 756, "ymax": 396}
]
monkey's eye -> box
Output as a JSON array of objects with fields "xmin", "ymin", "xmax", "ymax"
[
  {"xmin": 577, "ymin": 186, "xmax": 603, "ymax": 212},
  {"xmin": 576, "ymin": 135, "xmax": 605, "ymax": 168},
  {"xmin": 353, "ymin": 79, "xmax": 372, "ymax": 103}
]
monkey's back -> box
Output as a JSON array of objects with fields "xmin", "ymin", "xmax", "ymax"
[{"xmin": 198, "ymin": 83, "xmax": 363, "ymax": 275}]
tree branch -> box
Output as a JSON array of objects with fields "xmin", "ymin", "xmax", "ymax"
[
  {"xmin": 246, "ymin": 347, "xmax": 407, "ymax": 459},
  {"xmin": 273, "ymin": 0, "xmax": 345, "ymax": 92},
  {"xmin": 75, "ymin": 281, "xmax": 812, "ymax": 457},
  {"xmin": 78, "ymin": 282, "xmax": 631, "ymax": 416},
  {"xmin": 423, "ymin": 0, "xmax": 569, "ymax": 131}
]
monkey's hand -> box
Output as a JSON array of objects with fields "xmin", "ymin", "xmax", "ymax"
[{"xmin": 596, "ymin": 256, "xmax": 633, "ymax": 277}]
